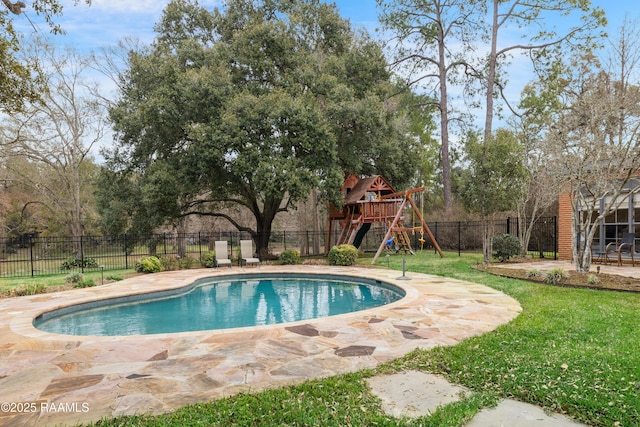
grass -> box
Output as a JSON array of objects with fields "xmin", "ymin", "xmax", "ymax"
[
  {"xmin": 379, "ymin": 251, "xmax": 640, "ymax": 426},
  {"xmin": 7, "ymin": 251, "xmax": 639, "ymax": 426},
  {"xmin": 0, "ymin": 269, "xmax": 134, "ymax": 294}
]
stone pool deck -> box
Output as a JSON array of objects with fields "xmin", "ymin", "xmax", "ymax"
[{"xmin": 0, "ymin": 266, "xmax": 521, "ymax": 426}]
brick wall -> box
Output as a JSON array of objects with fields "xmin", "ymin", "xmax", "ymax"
[{"xmin": 557, "ymin": 192, "xmax": 573, "ymax": 260}]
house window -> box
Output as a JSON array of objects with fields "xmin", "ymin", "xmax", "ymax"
[{"xmin": 588, "ymin": 193, "xmax": 636, "ymax": 254}]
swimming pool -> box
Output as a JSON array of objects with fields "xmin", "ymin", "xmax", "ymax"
[{"xmin": 34, "ymin": 273, "xmax": 405, "ymax": 336}]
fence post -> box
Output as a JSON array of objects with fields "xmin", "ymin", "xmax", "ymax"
[
  {"xmin": 80, "ymin": 235, "xmax": 85, "ymax": 273},
  {"xmin": 124, "ymin": 234, "xmax": 129, "ymax": 270},
  {"xmin": 30, "ymin": 235, "xmax": 35, "ymax": 277},
  {"xmin": 554, "ymin": 216, "xmax": 558, "ymax": 260},
  {"xmin": 458, "ymin": 221, "xmax": 461, "ymax": 256},
  {"xmin": 506, "ymin": 217, "xmax": 511, "ymax": 235},
  {"xmin": 163, "ymin": 233, "xmax": 167, "ymax": 255}
]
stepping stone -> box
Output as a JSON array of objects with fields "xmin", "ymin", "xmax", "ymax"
[
  {"xmin": 367, "ymin": 370, "xmax": 466, "ymax": 418},
  {"xmin": 467, "ymin": 399, "xmax": 588, "ymax": 427}
]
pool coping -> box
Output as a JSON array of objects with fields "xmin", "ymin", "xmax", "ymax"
[{"xmin": 0, "ymin": 265, "xmax": 521, "ymax": 426}]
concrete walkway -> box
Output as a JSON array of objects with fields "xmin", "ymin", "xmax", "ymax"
[{"xmin": 0, "ymin": 266, "xmax": 520, "ymax": 427}]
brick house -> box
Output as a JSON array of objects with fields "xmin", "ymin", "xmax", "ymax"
[{"xmin": 557, "ymin": 180, "xmax": 640, "ymax": 261}]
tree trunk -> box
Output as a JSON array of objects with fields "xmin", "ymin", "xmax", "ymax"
[
  {"xmin": 484, "ymin": 0, "xmax": 500, "ymax": 141},
  {"xmin": 312, "ymin": 188, "xmax": 321, "ymax": 255},
  {"xmin": 438, "ymin": 31, "xmax": 452, "ymax": 210},
  {"xmin": 70, "ymin": 163, "xmax": 84, "ymax": 256},
  {"xmin": 252, "ymin": 196, "xmax": 282, "ymax": 260},
  {"xmin": 482, "ymin": 218, "xmax": 494, "ymax": 264}
]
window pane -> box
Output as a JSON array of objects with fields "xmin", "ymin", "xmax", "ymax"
[{"xmin": 617, "ymin": 209, "xmax": 629, "ymax": 223}]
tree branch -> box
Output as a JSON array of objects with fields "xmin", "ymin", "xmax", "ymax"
[{"xmin": 2, "ymin": 0, "xmax": 26, "ymax": 14}]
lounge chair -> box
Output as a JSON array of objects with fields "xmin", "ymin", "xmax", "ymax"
[
  {"xmin": 240, "ymin": 239, "xmax": 260, "ymax": 267},
  {"xmin": 214, "ymin": 240, "xmax": 232, "ymax": 268},
  {"xmin": 605, "ymin": 232, "xmax": 635, "ymax": 266}
]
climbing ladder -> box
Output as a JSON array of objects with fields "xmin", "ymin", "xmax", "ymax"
[
  {"xmin": 337, "ymin": 214, "xmax": 362, "ymax": 245},
  {"xmin": 392, "ymin": 231, "xmax": 415, "ymax": 255}
]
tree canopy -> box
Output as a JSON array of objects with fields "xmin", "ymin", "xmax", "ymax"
[
  {"xmin": 460, "ymin": 129, "xmax": 527, "ymax": 263},
  {"xmin": 102, "ymin": 0, "xmax": 425, "ymax": 256},
  {"xmin": 0, "ymin": 0, "xmax": 90, "ymax": 113}
]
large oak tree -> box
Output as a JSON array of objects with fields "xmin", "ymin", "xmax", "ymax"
[{"xmin": 101, "ymin": 0, "xmax": 424, "ymax": 257}]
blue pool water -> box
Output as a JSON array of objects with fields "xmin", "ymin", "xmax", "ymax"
[{"xmin": 34, "ymin": 274, "xmax": 404, "ymax": 336}]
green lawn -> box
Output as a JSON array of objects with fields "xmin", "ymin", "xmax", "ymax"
[
  {"xmin": 0, "ymin": 269, "xmax": 133, "ymax": 294},
  {"xmin": 9, "ymin": 251, "xmax": 638, "ymax": 426}
]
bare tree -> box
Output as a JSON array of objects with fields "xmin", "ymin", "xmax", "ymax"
[
  {"xmin": 0, "ymin": 38, "xmax": 107, "ymax": 252},
  {"xmin": 376, "ymin": 0, "xmax": 484, "ymax": 211},
  {"xmin": 514, "ymin": 123, "xmax": 563, "ymax": 258},
  {"xmin": 483, "ymin": 0, "xmax": 606, "ymax": 140},
  {"xmin": 0, "ymin": 1, "xmax": 92, "ymax": 113},
  {"xmin": 546, "ymin": 21, "xmax": 640, "ymax": 272}
]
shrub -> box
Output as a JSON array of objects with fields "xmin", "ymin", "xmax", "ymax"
[
  {"xmin": 65, "ymin": 271, "xmax": 85, "ymax": 284},
  {"xmin": 135, "ymin": 256, "xmax": 163, "ymax": 273},
  {"xmin": 492, "ymin": 234, "xmax": 521, "ymax": 262},
  {"xmin": 10, "ymin": 283, "xmax": 46, "ymax": 296},
  {"xmin": 200, "ymin": 250, "xmax": 216, "ymax": 268},
  {"xmin": 178, "ymin": 255, "xmax": 196, "ymax": 269},
  {"xmin": 73, "ymin": 279, "xmax": 96, "ymax": 288},
  {"xmin": 587, "ymin": 274, "xmax": 600, "ymax": 285},
  {"xmin": 60, "ymin": 257, "xmax": 99, "ymax": 270},
  {"xmin": 526, "ymin": 268, "xmax": 541, "ymax": 278},
  {"xmin": 279, "ymin": 249, "xmax": 301, "ymax": 265},
  {"xmin": 106, "ymin": 275, "xmax": 123, "ymax": 281},
  {"xmin": 545, "ymin": 267, "xmax": 567, "ymax": 285},
  {"xmin": 159, "ymin": 256, "xmax": 178, "ymax": 271},
  {"xmin": 328, "ymin": 244, "xmax": 359, "ymax": 266}
]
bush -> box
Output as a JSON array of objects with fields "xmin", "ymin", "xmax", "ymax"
[
  {"xmin": 526, "ymin": 268, "xmax": 541, "ymax": 278},
  {"xmin": 65, "ymin": 271, "xmax": 85, "ymax": 283},
  {"xmin": 60, "ymin": 256, "xmax": 99, "ymax": 270},
  {"xmin": 200, "ymin": 250, "xmax": 216, "ymax": 268},
  {"xmin": 587, "ymin": 274, "xmax": 600, "ymax": 285},
  {"xmin": 73, "ymin": 279, "xmax": 96, "ymax": 288},
  {"xmin": 10, "ymin": 283, "xmax": 46, "ymax": 296},
  {"xmin": 492, "ymin": 234, "xmax": 521, "ymax": 262},
  {"xmin": 279, "ymin": 249, "xmax": 301, "ymax": 265},
  {"xmin": 178, "ymin": 255, "xmax": 196, "ymax": 269},
  {"xmin": 159, "ymin": 256, "xmax": 178, "ymax": 271},
  {"xmin": 545, "ymin": 267, "xmax": 567, "ymax": 285},
  {"xmin": 328, "ymin": 244, "xmax": 359, "ymax": 266},
  {"xmin": 106, "ymin": 275, "xmax": 123, "ymax": 281},
  {"xmin": 135, "ymin": 256, "xmax": 163, "ymax": 273}
]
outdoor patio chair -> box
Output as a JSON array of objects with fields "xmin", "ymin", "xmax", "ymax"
[
  {"xmin": 605, "ymin": 232, "xmax": 635, "ymax": 267},
  {"xmin": 240, "ymin": 239, "xmax": 260, "ymax": 267},
  {"xmin": 214, "ymin": 240, "xmax": 232, "ymax": 268}
]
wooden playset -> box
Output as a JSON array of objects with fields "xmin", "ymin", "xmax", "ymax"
[{"xmin": 326, "ymin": 174, "xmax": 443, "ymax": 264}]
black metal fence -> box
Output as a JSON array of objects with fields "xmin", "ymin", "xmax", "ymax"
[{"xmin": 0, "ymin": 217, "xmax": 556, "ymax": 278}]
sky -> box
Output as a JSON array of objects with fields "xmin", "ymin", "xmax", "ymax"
[
  {"xmin": 17, "ymin": 0, "xmax": 630, "ymax": 51},
  {"xmin": 11, "ymin": 0, "xmax": 636, "ymax": 156}
]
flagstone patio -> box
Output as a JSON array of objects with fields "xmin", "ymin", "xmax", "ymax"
[{"xmin": 0, "ymin": 265, "xmax": 521, "ymax": 426}]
